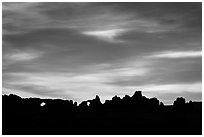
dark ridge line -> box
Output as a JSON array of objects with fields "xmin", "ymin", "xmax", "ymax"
[
  {"xmin": 2, "ymin": 91, "xmax": 202, "ymax": 135},
  {"xmin": 2, "ymin": 91, "xmax": 200, "ymax": 107}
]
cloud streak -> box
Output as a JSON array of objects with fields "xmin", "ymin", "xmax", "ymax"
[
  {"xmin": 148, "ymin": 50, "xmax": 202, "ymax": 58},
  {"xmin": 5, "ymin": 51, "xmax": 42, "ymax": 61},
  {"xmin": 82, "ymin": 29, "xmax": 127, "ymax": 43}
]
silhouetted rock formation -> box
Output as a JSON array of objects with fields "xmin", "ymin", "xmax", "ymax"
[
  {"xmin": 132, "ymin": 91, "xmax": 142, "ymax": 100},
  {"xmin": 2, "ymin": 91, "xmax": 202, "ymax": 135}
]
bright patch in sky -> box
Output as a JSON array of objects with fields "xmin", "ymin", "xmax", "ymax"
[
  {"xmin": 149, "ymin": 51, "xmax": 202, "ymax": 58},
  {"xmin": 82, "ymin": 29, "xmax": 126, "ymax": 43},
  {"xmin": 5, "ymin": 51, "xmax": 42, "ymax": 61}
]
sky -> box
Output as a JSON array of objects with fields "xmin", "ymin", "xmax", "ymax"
[{"xmin": 2, "ymin": 2, "xmax": 202, "ymax": 104}]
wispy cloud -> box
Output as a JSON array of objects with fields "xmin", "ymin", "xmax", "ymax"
[
  {"xmin": 82, "ymin": 29, "xmax": 127, "ymax": 43},
  {"xmin": 3, "ymin": 2, "xmax": 46, "ymax": 34},
  {"xmin": 3, "ymin": 71, "xmax": 201, "ymax": 103},
  {"xmin": 141, "ymin": 82, "xmax": 202, "ymax": 93},
  {"xmin": 5, "ymin": 51, "xmax": 42, "ymax": 61},
  {"xmin": 147, "ymin": 50, "xmax": 202, "ymax": 58}
]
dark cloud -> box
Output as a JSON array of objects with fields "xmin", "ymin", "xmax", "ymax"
[{"xmin": 114, "ymin": 2, "xmax": 201, "ymax": 30}]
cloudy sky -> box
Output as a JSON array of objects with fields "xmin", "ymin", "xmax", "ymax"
[{"xmin": 2, "ymin": 2, "xmax": 202, "ymax": 104}]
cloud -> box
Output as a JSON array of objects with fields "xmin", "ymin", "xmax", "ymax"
[
  {"xmin": 110, "ymin": 57, "xmax": 201, "ymax": 86},
  {"xmin": 148, "ymin": 50, "xmax": 202, "ymax": 58},
  {"xmin": 142, "ymin": 82, "xmax": 202, "ymax": 93},
  {"xmin": 3, "ymin": 2, "xmax": 47, "ymax": 34},
  {"xmin": 5, "ymin": 51, "xmax": 42, "ymax": 61},
  {"xmin": 82, "ymin": 29, "xmax": 127, "ymax": 43},
  {"xmin": 4, "ymin": 71, "xmax": 201, "ymax": 104},
  {"xmin": 2, "ymin": 61, "xmax": 150, "ymax": 101},
  {"xmin": 2, "ymin": 3, "xmax": 202, "ymax": 104},
  {"xmin": 3, "ymin": 49, "xmax": 43, "ymax": 72}
]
